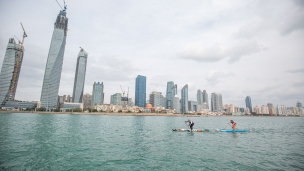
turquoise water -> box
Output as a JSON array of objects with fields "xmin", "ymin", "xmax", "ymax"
[{"xmin": 0, "ymin": 113, "xmax": 304, "ymax": 170}]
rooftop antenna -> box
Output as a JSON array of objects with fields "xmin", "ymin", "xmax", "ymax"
[{"xmin": 63, "ymin": 0, "xmax": 67, "ymax": 11}]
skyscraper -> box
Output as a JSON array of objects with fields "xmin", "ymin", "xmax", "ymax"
[
  {"xmin": 218, "ymin": 93, "xmax": 223, "ymax": 111},
  {"xmin": 245, "ymin": 96, "xmax": 253, "ymax": 113},
  {"xmin": 181, "ymin": 84, "xmax": 188, "ymax": 113},
  {"xmin": 202, "ymin": 90, "xmax": 209, "ymax": 109},
  {"xmin": 0, "ymin": 38, "xmax": 24, "ymax": 107},
  {"xmin": 40, "ymin": 9, "xmax": 68, "ymax": 110},
  {"xmin": 211, "ymin": 93, "xmax": 219, "ymax": 112},
  {"xmin": 92, "ymin": 82, "xmax": 104, "ymax": 105},
  {"xmin": 135, "ymin": 75, "xmax": 146, "ymax": 107},
  {"xmin": 172, "ymin": 95, "xmax": 180, "ymax": 113},
  {"xmin": 72, "ymin": 48, "xmax": 88, "ymax": 103},
  {"xmin": 149, "ymin": 91, "xmax": 162, "ymax": 107},
  {"xmin": 166, "ymin": 81, "xmax": 174, "ymax": 109},
  {"xmin": 197, "ymin": 89, "xmax": 203, "ymax": 105}
]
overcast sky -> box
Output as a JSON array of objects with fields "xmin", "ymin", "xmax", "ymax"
[{"xmin": 0, "ymin": 0, "xmax": 303, "ymax": 107}]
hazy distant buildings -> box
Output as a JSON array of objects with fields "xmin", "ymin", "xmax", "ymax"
[
  {"xmin": 296, "ymin": 101, "xmax": 303, "ymax": 108},
  {"xmin": 253, "ymin": 105, "xmax": 260, "ymax": 114},
  {"xmin": 110, "ymin": 93, "xmax": 122, "ymax": 105},
  {"xmin": 0, "ymin": 38, "xmax": 25, "ymax": 107},
  {"xmin": 245, "ymin": 96, "xmax": 253, "ymax": 113},
  {"xmin": 197, "ymin": 90, "xmax": 203, "ymax": 105},
  {"xmin": 211, "ymin": 93, "xmax": 222, "ymax": 112},
  {"xmin": 188, "ymin": 101, "xmax": 198, "ymax": 112},
  {"xmin": 202, "ymin": 90, "xmax": 209, "ymax": 109},
  {"xmin": 92, "ymin": 82, "xmax": 104, "ymax": 105},
  {"xmin": 83, "ymin": 93, "xmax": 92, "ymax": 109},
  {"xmin": 172, "ymin": 95, "xmax": 180, "ymax": 113},
  {"xmin": 135, "ymin": 75, "xmax": 146, "ymax": 107},
  {"xmin": 181, "ymin": 84, "xmax": 188, "ymax": 113},
  {"xmin": 40, "ymin": 9, "xmax": 68, "ymax": 110},
  {"xmin": 72, "ymin": 48, "xmax": 88, "ymax": 103},
  {"xmin": 267, "ymin": 103, "xmax": 275, "ymax": 114},
  {"xmin": 166, "ymin": 81, "xmax": 174, "ymax": 109},
  {"xmin": 149, "ymin": 91, "xmax": 163, "ymax": 107},
  {"xmin": 261, "ymin": 105, "xmax": 269, "ymax": 114}
]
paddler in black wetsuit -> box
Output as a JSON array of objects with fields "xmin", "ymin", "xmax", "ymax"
[{"xmin": 185, "ymin": 119, "xmax": 195, "ymax": 131}]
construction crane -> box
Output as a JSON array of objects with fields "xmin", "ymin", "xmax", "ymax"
[
  {"xmin": 55, "ymin": 0, "xmax": 67, "ymax": 11},
  {"xmin": 9, "ymin": 23, "xmax": 27, "ymax": 101},
  {"xmin": 120, "ymin": 85, "xmax": 129, "ymax": 102}
]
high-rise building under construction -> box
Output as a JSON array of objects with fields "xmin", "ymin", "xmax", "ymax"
[
  {"xmin": 0, "ymin": 38, "xmax": 25, "ymax": 107},
  {"xmin": 40, "ymin": 9, "xmax": 68, "ymax": 110}
]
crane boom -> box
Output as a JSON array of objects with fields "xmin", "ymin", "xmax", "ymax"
[{"xmin": 9, "ymin": 23, "xmax": 27, "ymax": 101}]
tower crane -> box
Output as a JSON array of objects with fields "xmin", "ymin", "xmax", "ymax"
[
  {"xmin": 9, "ymin": 23, "xmax": 27, "ymax": 101},
  {"xmin": 120, "ymin": 85, "xmax": 129, "ymax": 102}
]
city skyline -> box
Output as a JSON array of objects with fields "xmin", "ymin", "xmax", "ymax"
[{"xmin": 0, "ymin": 0, "xmax": 303, "ymax": 107}]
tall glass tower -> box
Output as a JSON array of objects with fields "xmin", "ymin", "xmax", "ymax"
[
  {"xmin": 202, "ymin": 90, "xmax": 209, "ymax": 109},
  {"xmin": 245, "ymin": 96, "xmax": 252, "ymax": 113},
  {"xmin": 181, "ymin": 84, "xmax": 188, "ymax": 114},
  {"xmin": 211, "ymin": 93, "xmax": 219, "ymax": 112},
  {"xmin": 92, "ymin": 82, "xmax": 104, "ymax": 105},
  {"xmin": 166, "ymin": 81, "xmax": 174, "ymax": 109},
  {"xmin": 40, "ymin": 9, "xmax": 68, "ymax": 110},
  {"xmin": 0, "ymin": 38, "xmax": 24, "ymax": 107},
  {"xmin": 135, "ymin": 75, "xmax": 146, "ymax": 107},
  {"xmin": 197, "ymin": 89, "xmax": 203, "ymax": 105},
  {"xmin": 72, "ymin": 48, "xmax": 88, "ymax": 103}
]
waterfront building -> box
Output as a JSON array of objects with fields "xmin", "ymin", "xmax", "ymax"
[
  {"xmin": 296, "ymin": 101, "xmax": 303, "ymax": 107},
  {"xmin": 40, "ymin": 9, "xmax": 68, "ymax": 110},
  {"xmin": 197, "ymin": 90, "xmax": 203, "ymax": 105},
  {"xmin": 253, "ymin": 105, "xmax": 260, "ymax": 114},
  {"xmin": 66, "ymin": 95, "xmax": 72, "ymax": 102},
  {"xmin": 61, "ymin": 102, "xmax": 83, "ymax": 111},
  {"xmin": 202, "ymin": 102, "xmax": 209, "ymax": 109},
  {"xmin": 161, "ymin": 96, "xmax": 167, "ymax": 108},
  {"xmin": 245, "ymin": 96, "xmax": 253, "ymax": 113},
  {"xmin": 128, "ymin": 98, "xmax": 134, "ymax": 106},
  {"xmin": 0, "ymin": 38, "xmax": 25, "ymax": 107},
  {"xmin": 181, "ymin": 84, "xmax": 188, "ymax": 113},
  {"xmin": 245, "ymin": 108, "xmax": 251, "ymax": 114},
  {"xmin": 92, "ymin": 82, "xmax": 104, "ymax": 106},
  {"xmin": 202, "ymin": 90, "xmax": 209, "ymax": 109},
  {"xmin": 211, "ymin": 93, "xmax": 223, "ymax": 112},
  {"xmin": 110, "ymin": 93, "xmax": 122, "ymax": 105},
  {"xmin": 172, "ymin": 95, "xmax": 180, "ymax": 113},
  {"xmin": 149, "ymin": 91, "xmax": 162, "ymax": 107},
  {"xmin": 267, "ymin": 103, "xmax": 274, "ymax": 114},
  {"xmin": 261, "ymin": 105, "xmax": 269, "ymax": 114},
  {"xmin": 83, "ymin": 93, "xmax": 92, "ymax": 109},
  {"xmin": 166, "ymin": 81, "xmax": 174, "ymax": 109},
  {"xmin": 72, "ymin": 48, "xmax": 88, "ymax": 103},
  {"xmin": 277, "ymin": 105, "xmax": 287, "ymax": 115},
  {"xmin": 229, "ymin": 104, "xmax": 235, "ymax": 113},
  {"xmin": 2, "ymin": 100, "xmax": 39, "ymax": 110},
  {"xmin": 135, "ymin": 75, "xmax": 146, "ymax": 107},
  {"xmin": 240, "ymin": 107, "xmax": 245, "ymax": 113},
  {"xmin": 188, "ymin": 101, "xmax": 198, "ymax": 112}
]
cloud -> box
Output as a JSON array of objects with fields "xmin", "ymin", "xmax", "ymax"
[
  {"xmin": 206, "ymin": 70, "xmax": 235, "ymax": 85},
  {"xmin": 280, "ymin": 10, "xmax": 304, "ymax": 35},
  {"xmin": 286, "ymin": 68, "xmax": 304, "ymax": 73},
  {"xmin": 178, "ymin": 40, "xmax": 262, "ymax": 63}
]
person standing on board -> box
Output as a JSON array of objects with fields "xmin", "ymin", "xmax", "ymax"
[
  {"xmin": 229, "ymin": 120, "xmax": 237, "ymax": 130},
  {"xmin": 185, "ymin": 119, "xmax": 195, "ymax": 131}
]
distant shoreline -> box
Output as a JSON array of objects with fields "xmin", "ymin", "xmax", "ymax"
[{"xmin": 0, "ymin": 111, "xmax": 302, "ymax": 117}]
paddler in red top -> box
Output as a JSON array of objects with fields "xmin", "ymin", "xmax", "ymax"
[{"xmin": 229, "ymin": 120, "xmax": 237, "ymax": 130}]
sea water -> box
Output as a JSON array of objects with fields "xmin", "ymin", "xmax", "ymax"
[{"xmin": 0, "ymin": 113, "xmax": 303, "ymax": 170}]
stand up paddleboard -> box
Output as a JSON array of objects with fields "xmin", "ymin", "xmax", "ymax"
[
  {"xmin": 215, "ymin": 129, "xmax": 249, "ymax": 132},
  {"xmin": 172, "ymin": 129, "xmax": 209, "ymax": 132}
]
